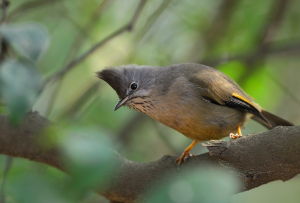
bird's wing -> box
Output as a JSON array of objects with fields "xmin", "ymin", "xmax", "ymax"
[{"xmin": 189, "ymin": 68, "xmax": 270, "ymax": 126}]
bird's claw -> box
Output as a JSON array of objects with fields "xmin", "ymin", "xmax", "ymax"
[
  {"xmin": 229, "ymin": 132, "xmax": 242, "ymax": 139},
  {"xmin": 176, "ymin": 152, "xmax": 194, "ymax": 165}
]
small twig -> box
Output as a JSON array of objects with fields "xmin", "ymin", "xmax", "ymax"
[
  {"xmin": 267, "ymin": 71, "xmax": 300, "ymax": 106},
  {"xmin": 44, "ymin": 0, "xmax": 148, "ymax": 87},
  {"xmin": 116, "ymin": 113, "xmax": 147, "ymax": 147},
  {"xmin": 43, "ymin": 79, "xmax": 63, "ymax": 117},
  {"xmin": 203, "ymin": 0, "xmax": 238, "ymax": 54},
  {"xmin": 36, "ymin": 1, "xmax": 110, "ymax": 115},
  {"xmin": 203, "ymin": 41, "xmax": 300, "ymax": 66},
  {"xmin": 191, "ymin": 0, "xmax": 238, "ymax": 61},
  {"xmin": 60, "ymin": 82, "xmax": 100, "ymax": 119},
  {"xmin": 237, "ymin": 0, "xmax": 290, "ymax": 84},
  {"xmin": 7, "ymin": 0, "xmax": 61, "ymax": 20},
  {"xmin": 136, "ymin": 0, "xmax": 172, "ymax": 40},
  {"xmin": 0, "ymin": 0, "xmax": 8, "ymax": 23},
  {"xmin": 65, "ymin": 0, "xmax": 112, "ymax": 61},
  {"xmin": 151, "ymin": 122, "xmax": 178, "ymax": 154}
]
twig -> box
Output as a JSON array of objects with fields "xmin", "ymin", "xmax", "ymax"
[
  {"xmin": 237, "ymin": 0, "xmax": 290, "ymax": 84},
  {"xmin": 36, "ymin": 1, "xmax": 110, "ymax": 115},
  {"xmin": 191, "ymin": 0, "xmax": 238, "ymax": 61},
  {"xmin": 44, "ymin": 0, "xmax": 148, "ymax": 86},
  {"xmin": 65, "ymin": 0, "xmax": 112, "ymax": 61},
  {"xmin": 203, "ymin": 41, "xmax": 300, "ymax": 66},
  {"xmin": 136, "ymin": 0, "xmax": 173, "ymax": 40},
  {"xmin": 203, "ymin": 0, "xmax": 238, "ymax": 54},
  {"xmin": 60, "ymin": 82, "xmax": 100, "ymax": 119},
  {"xmin": 151, "ymin": 121, "xmax": 178, "ymax": 154},
  {"xmin": 267, "ymin": 71, "xmax": 300, "ymax": 106},
  {"xmin": 43, "ymin": 79, "xmax": 63, "ymax": 117},
  {"xmin": 7, "ymin": 0, "xmax": 61, "ymax": 20},
  {"xmin": 0, "ymin": 0, "xmax": 8, "ymax": 23},
  {"xmin": 116, "ymin": 113, "xmax": 147, "ymax": 147},
  {"xmin": 255, "ymin": 0, "xmax": 290, "ymax": 47}
]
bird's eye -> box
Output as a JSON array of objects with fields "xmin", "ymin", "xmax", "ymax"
[{"xmin": 130, "ymin": 82, "xmax": 138, "ymax": 90}]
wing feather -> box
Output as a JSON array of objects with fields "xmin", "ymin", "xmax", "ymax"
[{"xmin": 189, "ymin": 68, "xmax": 270, "ymax": 126}]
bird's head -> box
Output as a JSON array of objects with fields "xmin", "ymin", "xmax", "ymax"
[{"xmin": 97, "ymin": 65, "xmax": 157, "ymax": 111}]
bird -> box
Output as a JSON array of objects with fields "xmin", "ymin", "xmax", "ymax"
[{"xmin": 97, "ymin": 63, "xmax": 293, "ymax": 164}]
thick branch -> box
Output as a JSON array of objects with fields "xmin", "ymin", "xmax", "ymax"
[{"xmin": 0, "ymin": 112, "xmax": 300, "ymax": 203}]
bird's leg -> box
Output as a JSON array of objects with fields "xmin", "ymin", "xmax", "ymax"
[
  {"xmin": 176, "ymin": 140, "xmax": 198, "ymax": 165},
  {"xmin": 229, "ymin": 126, "xmax": 243, "ymax": 139}
]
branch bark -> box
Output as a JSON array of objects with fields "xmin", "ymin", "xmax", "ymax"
[{"xmin": 0, "ymin": 112, "xmax": 300, "ymax": 203}]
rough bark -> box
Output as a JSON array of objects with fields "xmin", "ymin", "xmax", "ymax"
[{"xmin": 0, "ymin": 112, "xmax": 299, "ymax": 203}]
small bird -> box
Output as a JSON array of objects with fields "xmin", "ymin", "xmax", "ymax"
[{"xmin": 97, "ymin": 63, "xmax": 293, "ymax": 164}]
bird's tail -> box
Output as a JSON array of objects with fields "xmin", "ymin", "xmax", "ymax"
[{"xmin": 252, "ymin": 110, "xmax": 294, "ymax": 129}]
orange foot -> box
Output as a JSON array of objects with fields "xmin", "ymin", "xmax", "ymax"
[
  {"xmin": 176, "ymin": 140, "xmax": 198, "ymax": 165},
  {"xmin": 229, "ymin": 126, "xmax": 243, "ymax": 139},
  {"xmin": 176, "ymin": 152, "xmax": 194, "ymax": 165}
]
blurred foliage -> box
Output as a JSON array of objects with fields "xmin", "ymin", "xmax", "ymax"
[
  {"xmin": 0, "ymin": 23, "xmax": 49, "ymax": 61},
  {"xmin": 145, "ymin": 166, "xmax": 240, "ymax": 203},
  {"xmin": 0, "ymin": 0, "xmax": 299, "ymax": 202},
  {"xmin": 0, "ymin": 59, "xmax": 41, "ymax": 124}
]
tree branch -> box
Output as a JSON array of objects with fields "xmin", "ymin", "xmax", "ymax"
[{"xmin": 0, "ymin": 112, "xmax": 299, "ymax": 202}]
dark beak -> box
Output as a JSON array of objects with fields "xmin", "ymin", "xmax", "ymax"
[{"xmin": 114, "ymin": 96, "xmax": 129, "ymax": 111}]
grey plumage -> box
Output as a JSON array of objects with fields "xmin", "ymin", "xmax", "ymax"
[{"xmin": 98, "ymin": 63, "xmax": 293, "ymax": 163}]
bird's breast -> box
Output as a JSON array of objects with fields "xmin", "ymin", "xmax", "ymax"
[{"xmin": 138, "ymin": 96, "xmax": 246, "ymax": 141}]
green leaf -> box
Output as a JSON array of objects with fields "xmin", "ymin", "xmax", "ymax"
[
  {"xmin": 145, "ymin": 166, "xmax": 240, "ymax": 203},
  {"xmin": 0, "ymin": 23, "xmax": 49, "ymax": 61},
  {"xmin": 0, "ymin": 59, "xmax": 41, "ymax": 124},
  {"xmin": 60, "ymin": 127, "xmax": 119, "ymax": 198}
]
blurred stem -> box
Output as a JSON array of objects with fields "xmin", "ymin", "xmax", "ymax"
[
  {"xmin": 0, "ymin": 2, "xmax": 11, "ymax": 203},
  {"xmin": 43, "ymin": 79, "xmax": 63, "ymax": 117},
  {"xmin": 0, "ymin": 0, "xmax": 8, "ymax": 23},
  {"xmin": 151, "ymin": 122, "xmax": 178, "ymax": 154},
  {"xmin": 58, "ymin": 8, "xmax": 92, "ymax": 42},
  {"xmin": 237, "ymin": 0, "xmax": 290, "ymax": 85},
  {"xmin": 203, "ymin": 41, "xmax": 300, "ymax": 66},
  {"xmin": 43, "ymin": 0, "xmax": 148, "ymax": 89},
  {"xmin": 0, "ymin": 156, "xmax": 13, "ymax": 203},
  {"xmin": 38, "ymin": 0, "xmax": 148, "ymax": 118},
  {"xmin": 202, "ymin": 0, "xmax": 239, "ymax": 58},
  {"xmin": 37, "ymin": 1, "xmax": 110, "ymax": 117},
  {"xmin": 116, "ymin": 113, "xmax": 147, "ymax": 147},
  {"xmin": 59, "ymin": 82, "xmax": 100, "ymax": 119},
  {"xmin": 7, "ymin": 0, "xmax": 61, "ymax": 20},
  {"xmin": 267, "ymin": 71, "xmax": 300, "ymax": 106},
  {"xmin": 190, "ymin": 0, "xmax": 238, "ymax": 61},
  {"xmin": 65, "ymin": 0, "xmax": 112, "ymax": 62},
  {"xmin": 136, "ymin": 0, "xmax": 173, "ymax": 40}
]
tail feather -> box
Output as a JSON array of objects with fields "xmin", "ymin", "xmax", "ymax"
[{"xmin": 252, "ymin": 110, "xmax": 293, "ymax": 129}]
